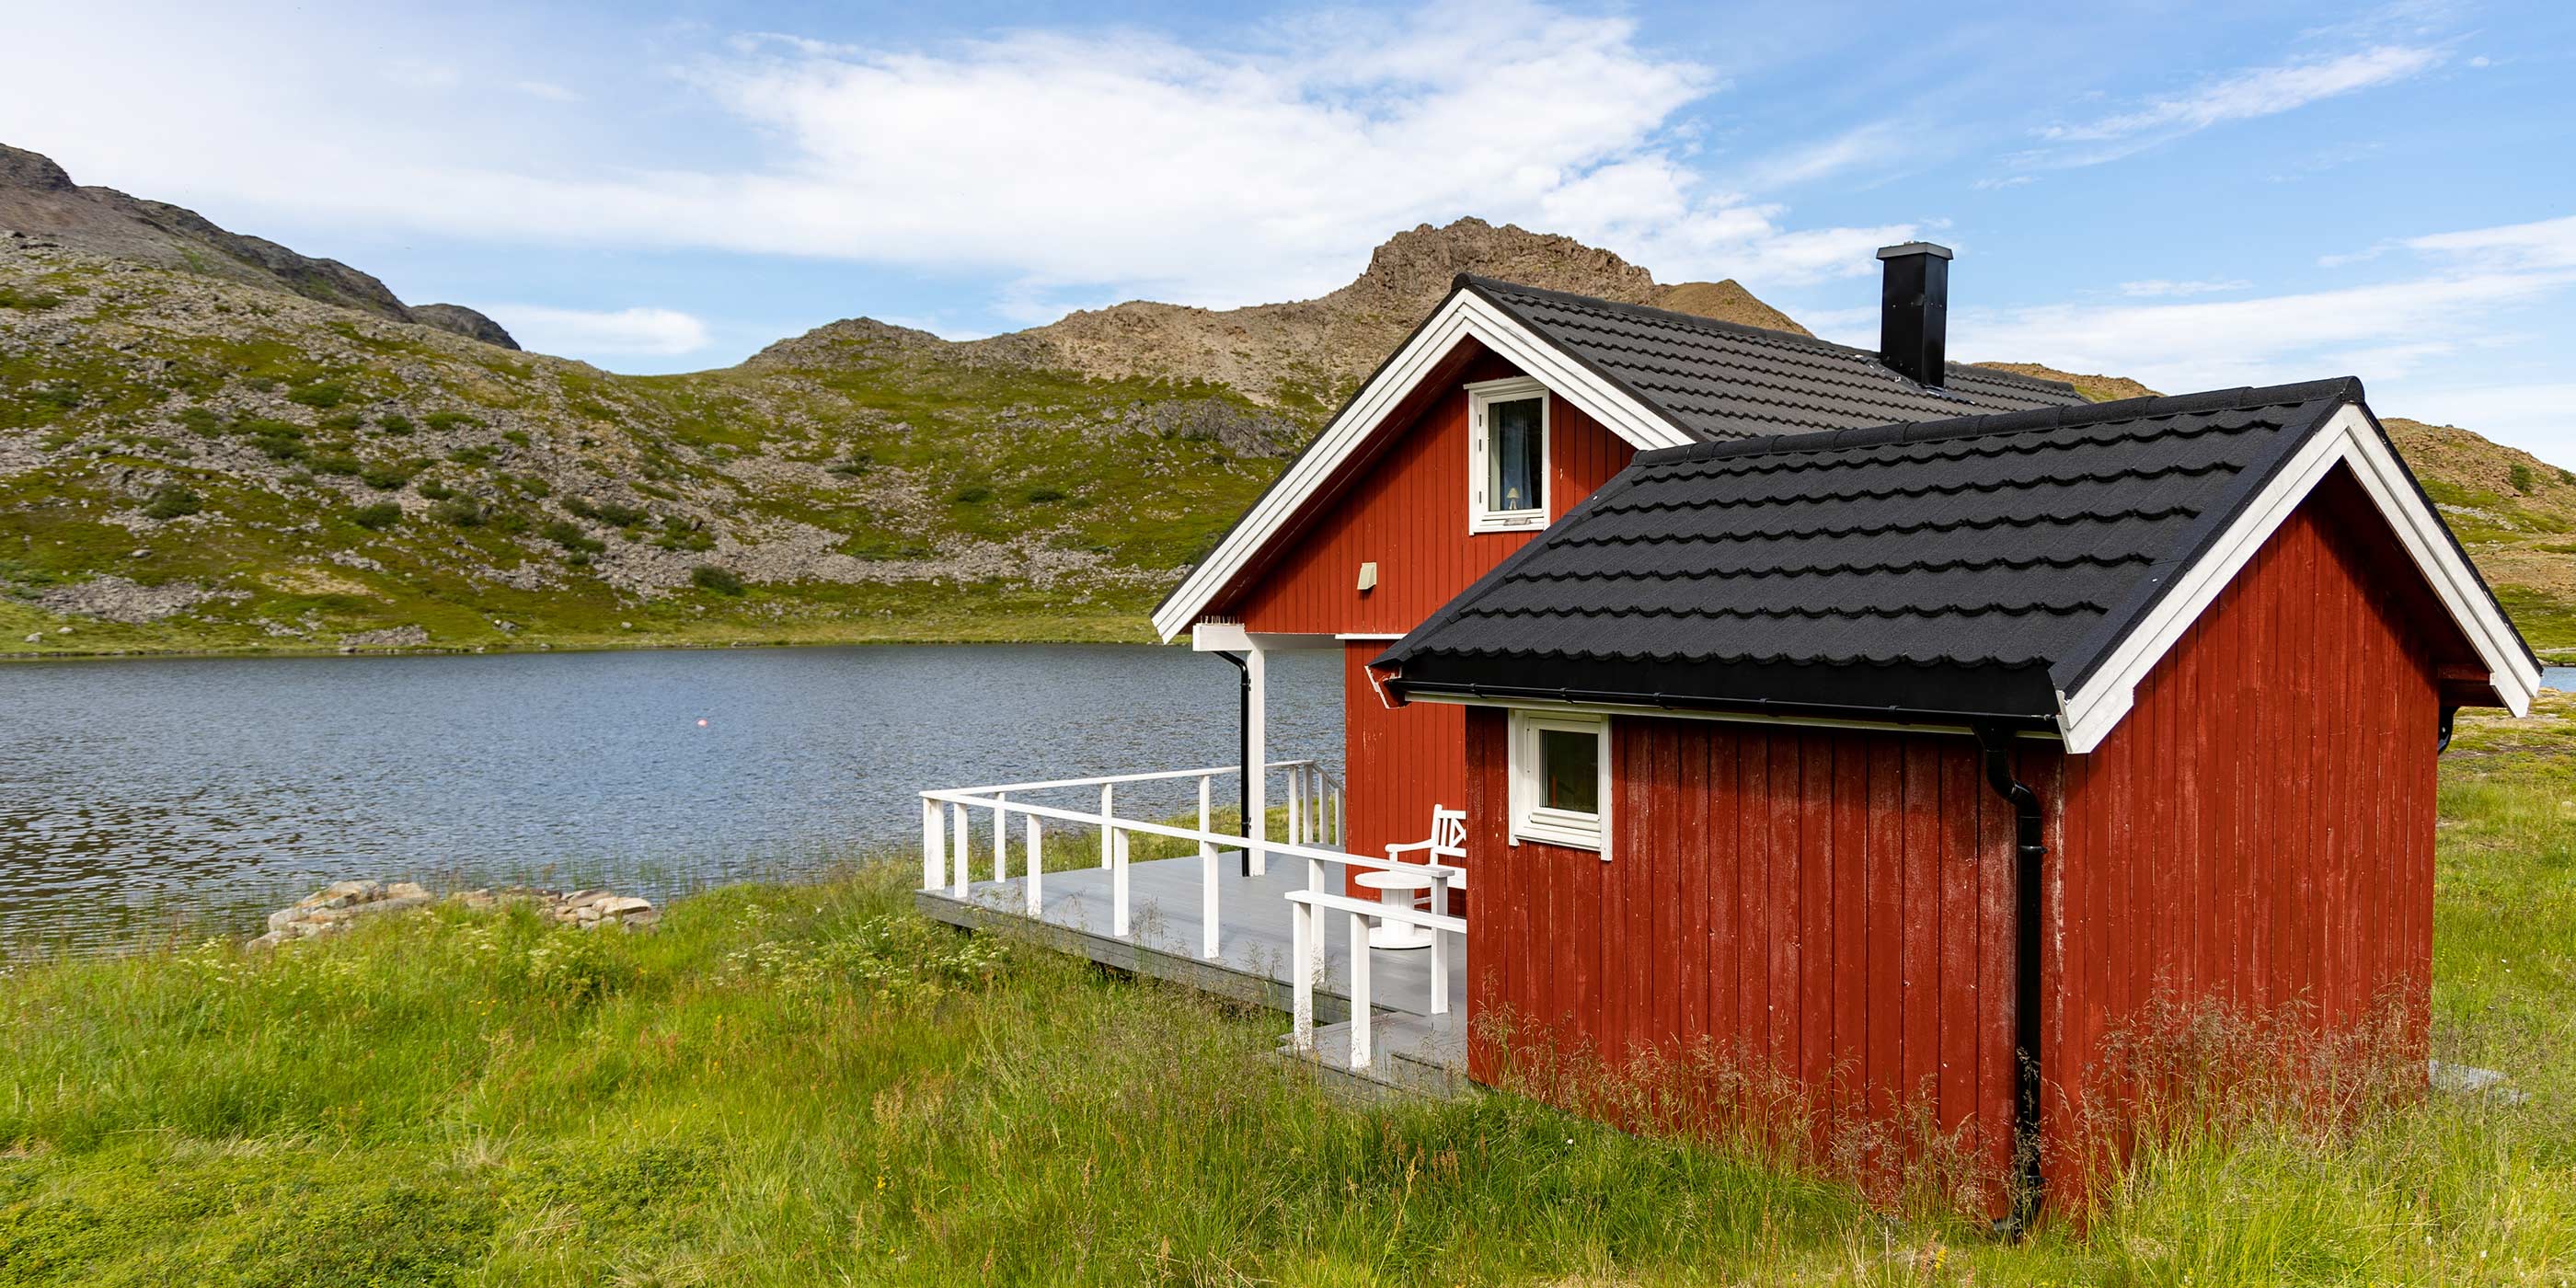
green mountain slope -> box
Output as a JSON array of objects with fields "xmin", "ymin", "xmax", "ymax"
[{"xmin": 7, "ymin": 133, "xmax": 2572, "ymax": 660}]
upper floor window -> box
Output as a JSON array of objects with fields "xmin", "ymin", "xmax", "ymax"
[{"xmin": 1467, "ymin": 377, "xmax": 1549, "ymax": 533}]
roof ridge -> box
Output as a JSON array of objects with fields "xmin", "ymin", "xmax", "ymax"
[
  {"xmin": 1633, "ymin": 378, "xmax": 2363, "ymax": 467},
  {"xmin": 1454, "ymin": 273, "xmax": 2083, "ymax": 397}
]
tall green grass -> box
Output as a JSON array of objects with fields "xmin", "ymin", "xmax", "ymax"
[{"xmin": 5, "ymin": 698, "xmax": 2575, "ymax": 1282}]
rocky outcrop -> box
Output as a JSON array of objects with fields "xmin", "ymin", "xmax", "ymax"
[
  {"xmin": 250, "ymin": 880, "xmax": 436, "ymax": 949},
  {"xmin": 249, "ymin": 880, "xmax": 660, "ymax": 949},
  {"xmin": 410, "ymin": 303, "xmax": 520, "ymax": 350},
  {"xmin": 955, "ymin": 218, "xmax": 1811, "ymax": 409},
  {"xmin": 0, "ymin": 142, "xmax": 516, "ymax": 349}
]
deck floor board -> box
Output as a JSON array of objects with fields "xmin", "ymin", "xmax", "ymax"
[{"xmin": 915, "ymin": 852, "xmax": 1468, "ymax": 1075}]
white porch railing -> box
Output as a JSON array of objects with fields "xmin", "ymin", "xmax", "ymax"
[{"xmin": 919, "ymin": 761, "xmax": 1465, "ymax": 1073}]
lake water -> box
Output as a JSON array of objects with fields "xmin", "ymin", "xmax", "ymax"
[
  {"xmin": 1, "ymin": 645, "xmax": 1346, "ymax": 956},
  {"xmin": 7, "ymin": 651, "xmax": 2570, "ymax": 957}
]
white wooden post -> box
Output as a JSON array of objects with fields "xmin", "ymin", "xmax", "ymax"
[
  {"xmin": 949, "ymin": 801, "xmax": 970, "ymax": 897},
  {"xmin": 992, "ymin": 793, "xmax": 1008, "ymax": 882},
  {"xmin": 1430, "ymin": 873, "xmax": 1450, "ymax": 1016},
  {"xmin": 922, "ymin": 798, "xmax": 944, "ymax": 891},
  {"xmin": 1098, "ymin": 783, "xmax": 1115, "ymax": 868},
  {"xmin": 1290, "ymin": 899, "xmax": 1315, "ymax": 1051},
  {"xmin": 1110, "ymin": 826, "xmax": 1130, "ymax": 937},
  {"xmin": 1024, "ymin": 812, "xmax": 1043, "ymax": 916},
  {"xmin": 1348, "ymin": 910, "xmax": 1373, "ymax": 1070},
  {"xmin": 1332, "ymin": 787, "xmax": 1344, "ymax": 846},
  {"xmin": 1246, "ymin": 644, "xmax": 1268, "ymax": 877},
  {"xmin": 1288, "ymin": 763, "xmax": 1304, "ymax": 846},
  {"xmin": 1198, "ymin": 773, "xmax": 1218, "ymax": 960}
]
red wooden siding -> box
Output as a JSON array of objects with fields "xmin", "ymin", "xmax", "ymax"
[
  {"xmin": 1457, "ymin": 472, "xmax": 2448, "ymax": 1213},
  {"xmin": 1462, "ymin": 707, "xmax": 2030, "ymax": 1206},
  {"xmin": 1207, "ymin": 340, "xmax": 1636, "ymax": 874},
  {"xmin": 1221, "ymin": 346, "xmax": 1634, "ymax": 635},
  {"xmin": 1341, "ymin": 641, "xmax": 1468, "ymax": 880},
  {"xmin": 2042, "ymin": 471, "xmax": 2444, "ymax": 1190}
]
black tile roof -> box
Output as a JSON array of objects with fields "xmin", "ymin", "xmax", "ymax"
[
  {"xmin": 1462, "ymin": 275, "xmax": 2087, "ymax": 441},
  {"xmin": 1374, "ymin": 379, "xmax": 2381, "ymax": 723}
]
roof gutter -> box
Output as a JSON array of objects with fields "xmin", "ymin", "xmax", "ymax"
[
  {"xmin": 1973, "ymin": 723, "xmax": 2048, "ymax": 1236},
  {"xmin": 1389, "ymin": 679, "xmax": 2061, "ymax": 734}
]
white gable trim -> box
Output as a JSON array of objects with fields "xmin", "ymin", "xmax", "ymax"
[
  {"xmin": 1150, "ymin": 288, "xmax": 1695, "ymax": 641},
  {"xmin": 2058, "ymin": 403, "xmax": 2537, "ymax": 753}
]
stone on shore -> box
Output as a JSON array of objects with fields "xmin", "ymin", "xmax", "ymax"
[{"xmin": 248, "ymin": 879, "xmax": 656, "ymax": 949}]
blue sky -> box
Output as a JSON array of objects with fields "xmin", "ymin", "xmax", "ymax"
[{"xmin": 10, "ymin": 1, "xmax": 2576, "ymax": 458}]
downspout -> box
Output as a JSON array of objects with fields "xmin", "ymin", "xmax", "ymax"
[
  {"xmin": 2437, "ymin": 705, "xmax": 2460, "ymax": 753},
  {"xmin": 1213, "ymin": 651, "xmax": 1253, "ymax": 876},
  {"xmin": 1974, "ymin": 724, "xmax": 2047, "ymax": 1236}
]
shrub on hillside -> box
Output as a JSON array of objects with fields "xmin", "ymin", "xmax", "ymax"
[
  {"xmin": 142, "ymin": 486, "xmax": 202, "ymax": 520},
  {"xmin": 376, "ymin": 413, "xmax": 415, "ymax": 436},
  {"xmin": 690, "ymin": 565, "xmax": 745, "ymax": 595},
  {"xmin": 287, "ymin": 382, "xmax": 349, "ymax": 408},
  {"xmin": 350, "ymin": 502, "xmax": 402, "ymax": 531}
]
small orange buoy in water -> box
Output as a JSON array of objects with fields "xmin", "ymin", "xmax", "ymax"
[{"xmin": 696, "ymin": 719, "xmax": 709, "ymax": 728}]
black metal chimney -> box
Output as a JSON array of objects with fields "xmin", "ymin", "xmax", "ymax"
[{"xmin": 1877, "ymin": 241, "xmax": 1952, "ymax": 387}]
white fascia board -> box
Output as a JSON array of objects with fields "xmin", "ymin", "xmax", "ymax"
[
  {"xmin": 2058, "ymin": 404, "xmax": 2537, "ymax": 753},
  {"xmin": 1149, "ymin": 289, "xmax": 1693, "ymax": 641}
]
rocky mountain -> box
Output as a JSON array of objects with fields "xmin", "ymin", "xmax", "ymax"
[
  {"xmin": 5, "ymin": 140, "xmax": 2570, "ymax": 657},
  {"xmin": 0, "ymin": 144, "xmax": 515, "ymax": 349}
]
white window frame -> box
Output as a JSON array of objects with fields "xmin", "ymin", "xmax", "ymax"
[
  {"xmin": 1508, "ymin": 707, "xmax": 1611, "ymax": 857},
  {"xmin": 1467, "ymin": 376, "xmax": 1551, "ymax": 534}
]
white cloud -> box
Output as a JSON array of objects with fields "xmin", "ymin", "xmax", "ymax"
[
  {"xmin": 2402, "ymin": 213, "xmax": 2576, "ymax": 271},
  {"xmin": 2118, "ymin": 278, "xmax": 2252, "ymax": 298},
  {"xmin": 2010, "ymin": 44, "xmax": 2441, "ymax": 170},
  {"xmin": 1957, "ymin": 270, "xmax": 2563, "ymax": 392},
  {"xmin": 481, "ymin": 305, "xmax": 712, "ymax": 357},
  {"xmin": 0, "ymin": 0, "xmax": 1913, "ymax": 316},
  {"xmin": 514, "ymin": 80, "xmax": 581, "ymax": 103},
  {"xmin": 2040, "ymin": 45, "xmax": 2441, "ymax": 143}
]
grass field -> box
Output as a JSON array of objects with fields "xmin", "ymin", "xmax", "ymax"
[{"xmin": 4, "ymin": 700, "xmax": 2574, "ymax": 1284}]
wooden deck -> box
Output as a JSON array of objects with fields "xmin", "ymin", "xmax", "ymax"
[{"xmin": 914, "ymin": 852, "xmax": 1469, "ymax": 1098}]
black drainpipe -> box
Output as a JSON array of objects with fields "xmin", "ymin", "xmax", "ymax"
[
  {"xmin": 1213, "ymin": 650, "xmax": 1253, "ymax": 876},
  {"xmin": 2437, "ymin": 705, "xmax": 2461, "ymax": 753},
  {"xmin": 1974, "ymin": 724, "xmax": 2047, "ymax": 1236}
]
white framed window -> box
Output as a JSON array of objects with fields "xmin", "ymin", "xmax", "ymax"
[
  {"xmin": 1508, "ymin": 708, "xmax": 1610, "ymax": 857},
  {"xmin": 1467, "ymin": 376, "xmax": 1550, "ymax": 534}
]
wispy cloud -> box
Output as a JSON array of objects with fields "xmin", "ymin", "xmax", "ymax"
[
  {"xmin": 2119, "ymin": 278, "xmax": 2252, "ymax": 298},
  {"xmin": 481, "ymin": 305, "xmax": 712, "ymax": 357},
  {"xmin": 2039, "ymin": 45, "xmax": 2441, "ymax": 144},
  {"xmin": 513, "ymin": 80, "xmax": 581, "ymax": 103},
  {"xmin": 2005, "ymin": 43, "xmax": 2443, "ymax": 173}
]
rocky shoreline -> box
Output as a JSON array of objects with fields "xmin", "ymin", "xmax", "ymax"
[{"xmin": 250, "ymin": 879, "xmax": 658, "ymax": 949}]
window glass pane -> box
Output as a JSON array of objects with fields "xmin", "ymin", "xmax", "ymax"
[
  {"xmin": 1488, "ymin": 397, "xmax": 1542, "ymax": 513},
  {"xmin": 1538, "ymin": 727, "xmax": 1598, "ymax": 815}
]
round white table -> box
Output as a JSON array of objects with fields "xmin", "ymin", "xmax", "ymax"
[{"xmin": 1352, "ymin": 868, "xmax": 1436, "ymax": 949}]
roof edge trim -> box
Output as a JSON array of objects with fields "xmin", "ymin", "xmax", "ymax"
[
  {"xmin": 1150, "ymin": 287, "xmax": 1696, "ymax": 640},
  {"xmin": 2057, "ymin": 402, "xmax": 2538, "ymax": 753}
]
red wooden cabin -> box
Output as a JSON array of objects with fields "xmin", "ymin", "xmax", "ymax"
[{"xmin": 932, "ymin": 243, "xmax": 2535, "ymax": 1224}]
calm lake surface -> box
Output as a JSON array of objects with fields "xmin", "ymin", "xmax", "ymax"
[
  {"xmin": 1, "ymin": 645, "xmax": 1345, "ymax": 956},
  {"xmin": 7, "ymin": 651, "xmax": 2570, "ymax": 957}
]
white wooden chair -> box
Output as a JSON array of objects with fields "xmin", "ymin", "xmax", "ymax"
[{"xmin": 1357, "ymin": 806, "xmax": 1466, "ymax": 949}]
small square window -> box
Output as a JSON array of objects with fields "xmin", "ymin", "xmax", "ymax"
[
  {"xmin": 1468, "ymin": 378, "xmax": 1549, "ymax": 533},
  {"xmin": 1510, "ymin": 708, "xmax": 1609, "ymax": 856}
]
